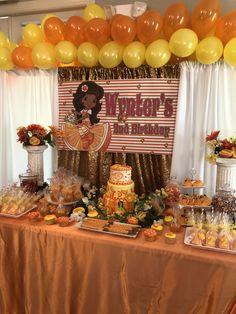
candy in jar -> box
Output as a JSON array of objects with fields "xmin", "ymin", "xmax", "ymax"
[{"xmin": 164, "ymin": 176, "xmax": 180, "ymax": 205}]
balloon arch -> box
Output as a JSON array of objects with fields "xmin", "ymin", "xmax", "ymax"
[{"xmin": 0, "ymin": 0, "xmax": 236, "ymax": 70}]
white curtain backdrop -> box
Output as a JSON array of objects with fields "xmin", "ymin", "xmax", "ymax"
[
  {"xmin": 171, "ymin": 61, "xmax": 236, "ymax": 196},
  {"xmin": 0, "ymin": 69, "xmax": 58, "ymax": 188}
]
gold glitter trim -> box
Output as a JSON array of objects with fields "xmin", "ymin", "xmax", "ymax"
[
  {"xmin": 58, "ymin": 150, "xmax": 171, "ymax": 194},
  {"xmin": 58, "ymin": 64, "xmax": 180, "ymax": 82}
]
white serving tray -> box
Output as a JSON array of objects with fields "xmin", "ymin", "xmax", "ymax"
[
  {"xmin": 0, "ymin": 205, "xmax": 36, "ymax": 219},
  {"xmin": 179, "ymin": 205, "xmax": 212, "ymax": 209},
  {"xmin": 76, "ymin": 218, "xmax": 141, "ymax": 238},
  {"xmin": 184, "ymin": 227, "xmax": 236, "ymax": 255},
  {"xmin": 47, "ymin": 198, "xmax": 80, "ymax": 206}
]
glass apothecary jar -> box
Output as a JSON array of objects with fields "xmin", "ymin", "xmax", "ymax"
[
  {"xmin": 212, "ymin": 184, "xmax": 236, "ymax": 215},
  {"xmin": 19, "ymin": 167, "xmax": 38, "ymax": 193},
  {"xmin": 164, "ymin": 176, "xmax": 180, "ymax": 206}
]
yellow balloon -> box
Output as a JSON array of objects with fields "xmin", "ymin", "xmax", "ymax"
[
  {"xmin": 99, "ymin": 41, "xmax": 123, "ymax": 68},
  {"xmin": 41, "ymin": 14, "xmax": 56, "ymax": 31},
  {"xmin": 224, "ymin": 38, "xmax": 236, "ymax": 67},
  {"xmin": 0, "ymin": 47, "xmax": 14, "ymax": 70},
  {"xmin": 0, "ymin": 31, "xmax": 10, "ymax": 49},
  {"xmin": 145, "ymin": 39, "xmax": 171, "ymax": 68},
  {"xmin": 55, "ymin": 40, "xmax": 77, "ymax": 64},
  {"xmin": 32, "ymin": 42, "xmax": 56, "ymax": 69},
  {"xmin": 196, "ymin": 37, "xmax": 223, "ymax": 65},
  {"xmin": 23, "ymin": 24, "xmax": 44, "ymax": 48},
  {"xmin": 77, "ymin": 42, "xmax": 99, "ymax": 67},
  {"xmin": 123, "ymin": 41, "xmax": 146, "ymax": 69},
  {"xmin": 169, "ymin": 28, "xmax": 198, "ymax": 58},
  {"xmin": 83, "ymin": 4, "xmax": 106, "ymax": 22}
]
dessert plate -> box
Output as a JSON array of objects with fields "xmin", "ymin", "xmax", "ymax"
[
  {"xmin": 76, "ymin": 218, "xmax": 141, "ymax": 238},
  {"xmin": 0, "ymin": 205, "xmax": 36, "ymax": 219}
]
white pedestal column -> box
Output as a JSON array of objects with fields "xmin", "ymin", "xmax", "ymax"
[
  {"xmin": 216, "ymin": 158, "xmax": 236, "ymax": 191},
  {"xmin": 23, "ymin": 145, "xmax": 48, "ymax": 184}
]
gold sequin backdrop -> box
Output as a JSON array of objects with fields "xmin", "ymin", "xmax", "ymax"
[{"xmin": 58, "ymin": 64, "xmax": 180, "ymax": 195}]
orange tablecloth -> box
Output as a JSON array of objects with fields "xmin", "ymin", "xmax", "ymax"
[{"xmin": 0, "ymin": 216, "xmax": 235, "ymax": 314}]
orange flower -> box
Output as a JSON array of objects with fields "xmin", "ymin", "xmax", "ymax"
[
  {"xmin": 16, "ymin": 124, "xmax": 57, "ymax": 147},
  {"xmin": 206, "ymin": 130, "xmax": 220, "ymax": 141},
  {"xmin": 220, "ymin": 139, "xmax": 233, "ymax": 150}
]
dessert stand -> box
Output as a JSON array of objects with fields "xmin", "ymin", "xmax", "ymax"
[{"xmin": 180, "ymin": 168, "xmax": 205, "ymax": 195}]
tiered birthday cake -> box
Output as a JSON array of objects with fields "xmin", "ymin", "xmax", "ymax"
[{"xmin": 103, "ymin": 164, "xmax": 136, "ymax": 214}]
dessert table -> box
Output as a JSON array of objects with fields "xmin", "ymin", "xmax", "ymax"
[{"xmin": 0, "ymin": 216, "xmax": 235, "ymax": 314}]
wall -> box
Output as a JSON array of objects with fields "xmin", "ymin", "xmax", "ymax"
[
  {"xmin": 96, "ymin": 0, "xmax": 236, "ymax": 15},
  {"xmin": 0, "ymin": 0, "xmax": 93, "ymax": 42}
]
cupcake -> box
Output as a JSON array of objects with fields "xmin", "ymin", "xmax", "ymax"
[
  {"xmin": 44, "ymin": 214, "xmax": 57, "ymax": 225},
  {"xmin": 164, "ymin": 216, "xmax": 174, "ymax": 226},
  {"xmin": 87, "ymin": 209, "xmax": 98, "ymax": 218},
  {"xmin": 143, "ymin": 229, "xmax": 157, "ymax": 242},
  {"xmin": 193, "ymin": 180, "xmax": 204, "ymax": 187},
  {"xmin": 73, "ymin": 207, "xmax": 85, "ymax": 213},
  {"xmin": 151, "ymin": 223, "xmax": 163, "ymax": 234},
  {"xmin": 183, "ymin": 179, "xmax": 193, "ymax": 187},
  {"xmin": 27, "ymin": 211, "xmax": 39, "ymax": 223},
  {"xmin": 57, "ymin": 216, "xmax": 70, "ymax": 227},
  {"xmin": 164, "ymin": 232, "xmax": 176, "ymax": 244}
]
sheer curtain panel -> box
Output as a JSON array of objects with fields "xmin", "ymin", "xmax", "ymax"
[
  {"xmin": 171, "ymin": 61, "xmax": 236, "ymax": 196},
  {"xmin": 0, "ymin": 69, "xmax": 58, "ymax": 188}
]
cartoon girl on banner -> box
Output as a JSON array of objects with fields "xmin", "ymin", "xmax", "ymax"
[{"xmin": 63, "ymin": 81, "xmax": 111, "ymax": 151}]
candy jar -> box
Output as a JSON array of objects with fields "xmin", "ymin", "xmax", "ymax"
[
  {"xmin": 164, "ymin": 176, "xmax": 180, "ymax": 206},
  {"xmin": 19, "ymin": 166, "xmax": 38, "ymax": 193},
  {"xmin": 212, "ymin": 184, "xmax": 236, "ymax": 215}
]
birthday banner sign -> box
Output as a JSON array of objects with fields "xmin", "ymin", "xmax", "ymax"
[{"xmin": 58, "ymin": 79, "xmax": 179, "ymax": 154}]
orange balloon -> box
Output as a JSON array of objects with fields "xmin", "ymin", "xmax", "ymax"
[
  {"xmin": 12, "ymin": 46, "xmax": 33, "ymax": 69},
  {"xmin": 163, "ymin": 3, "xmax": 190, "ymax": 40},
  {"xmin": 136, "ymin": 10, "xmax": 163, "ymax": 44},
  {"xmin": 215, "ymin": 10, "xmax": 236, "ymax": 45},
  {"xmin": 44, "ymin": 17, "xmax": 66, "ymax": 45},
  {"xmin": 191, "ymin": 0, "xmax": 220, "ymax": 39},
  {"xmin": 84, "ymin": 18, "xmax": 110, "ymax": 47},
  {"xmin": 109, "ymin": 14, "xmax": 123, "ymax": 27},
  {"xmin": 111, "ymin": 15, "xmax": 136, "ymax": 45},
  {"xmin": 65, "ymin": 16, "xmax": 86, "ymax": 46}
]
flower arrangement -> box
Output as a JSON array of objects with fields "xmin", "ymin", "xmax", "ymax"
[
  {"xmin": 17, "ymin": 124, "xmax": 60, "ymax": 147},
  {"xmin": 206, "ymin": 130, "xmax": 236, "ymax": 164}
]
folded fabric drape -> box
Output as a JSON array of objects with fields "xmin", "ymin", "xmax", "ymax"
[
  {"xmin": 58, "ymin": 150, "xmax": 171, "ymax": 195},
  {"xmin": 171, "ymin": 61, "xmax": 236, "ymax": 196},
  {"xmin": 0, "ymin": 69, "xmax": 58, "ymax": 188}
]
